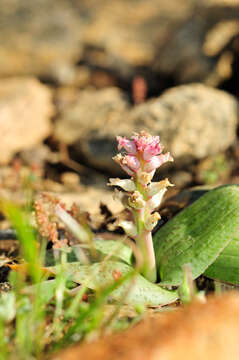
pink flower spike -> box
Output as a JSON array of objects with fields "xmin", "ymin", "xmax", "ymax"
[
  {"xmin": 116, "ymin": 136, "xmax": 137, "ymax": 154},
  {"xmin": 121, "ymin": 164, "xmax": 135, "ymax": 176},
  {"xmin": 124, "ymin": 155, "xmax": 140, "ymax": 172},
  {"xmin": 143, "ymin": 142, "xmax": 162, "ymax": 161},
  {"xmin": 113, "ymin": 154, "xmax": 135, "ymax": 176},
  {"xmin": 144, "ymin": 152, "xmax": 173, "ymax": 173}
]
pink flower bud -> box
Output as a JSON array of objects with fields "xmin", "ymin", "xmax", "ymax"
[
  {"xmin": 144, "ymin": 153, "xmax": 173, "ymax": 173},
  {"xmin": 116, "ymin": 136, "xmax": 137, "ymax": 154},
  {"xmin": 142, "ymin": 142, "xmax": 162, "ymax": 161},
  {"xmin": 113, "ymin": 154, "xmax": 135, "ymax": 176},
  {"xmin": 124, "ymin": 155, "xmax": 140, "ymax": 172},
  {"xmin": 132, "ymin": 131, "xmax": 160, "ymax": 153}
]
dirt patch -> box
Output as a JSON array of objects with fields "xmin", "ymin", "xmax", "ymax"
[{"xmin": 52, "ymin": 292, "xmax": 239, "ymax": 360}]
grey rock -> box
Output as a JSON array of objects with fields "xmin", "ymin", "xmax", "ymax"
[
  {"xmin": 170, "ymin": 171, "xmax": 193, "ymax": 188},
  {"xmin": 55, "ymin": 84, "xmax": 238, "ymax": 173},
  {"xmin": 55, "ymin": 87, "xmax": 130, "ymax": 172},
  {"xmin": 129, "ymin": 84, "xmax": 238, "ymax": 161}
]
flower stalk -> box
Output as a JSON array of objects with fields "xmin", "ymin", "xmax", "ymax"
[{"xmin": 108, "ymin": 131, "xmax": 173, "ymax": 283}]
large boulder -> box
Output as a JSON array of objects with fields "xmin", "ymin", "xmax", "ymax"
[
  {"xmin": 55, "ymin": 84, "xmax": 238, "ymax": 173},
  {"xmin": 55, "ymin": 87, "xmax": 130, "ymax": 172},
  {"xmin": 128, "ymin": 83, "xmax": 238, "ymax": 160}
]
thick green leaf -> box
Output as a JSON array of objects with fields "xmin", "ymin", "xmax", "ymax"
[
  {"xmin": 154, "ymin": 185, "xmax": 239, "ymax": 285},
  {"xmin": 48, "ymin": 261, "xmax": 178, "ymax": 306},
  {"xmin": 76, "ymin": 238, "xmax": 133, "ymax": 265},
  {"xmin": 204, "ymin": 237, "xmax": 239, "ymax": 284}
]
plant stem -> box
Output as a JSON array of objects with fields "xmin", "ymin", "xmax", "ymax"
[
  {"xmin": 141, "ymin": 231, "xmax": 156, "ymax": 282},
  {"xmin": 134, "ymin": 191, "xmax": 157, "ymax": 283}
]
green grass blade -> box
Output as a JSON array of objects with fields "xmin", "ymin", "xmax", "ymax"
[{"xmin": 1, "ymin": 200, "xmax": 42, "ymax": 283}]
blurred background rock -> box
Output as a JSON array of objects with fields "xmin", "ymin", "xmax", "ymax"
[{"xmin": 1, "ymin": 0, "xmax": 239, "ymax": 212}]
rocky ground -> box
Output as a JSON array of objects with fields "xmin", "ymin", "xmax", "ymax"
[
  {"xmin": 51, "ymin": 292, "xmax": 239, "ymax": 360},
  {"xmin": 1, "ymin": 0, "xmax": 239, "ymax": 358}
]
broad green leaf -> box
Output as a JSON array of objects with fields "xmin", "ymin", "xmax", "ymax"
[
  {"xmin": 204, "ymin": 237, "xmax": 239, "ymax": 284},
  {"xmin": 75, "ymin": 238, "xmax": 133, "ymax": 265},
  {"xmin": 48, "ymin": 261, "xmax": 178, "ymax": 306},
  {"xmin": 154, "ymin": 185, "xmax": 239, "ymax": 285}
]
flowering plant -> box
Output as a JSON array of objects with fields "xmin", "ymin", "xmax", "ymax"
[{"xmin": 108, "ymin": 131, "xmax": 173, "ymax": 282}]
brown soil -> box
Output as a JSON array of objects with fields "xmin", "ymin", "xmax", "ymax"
[{"xmin": 52, "ymin": 292, "xmax": 239, "ymax": 360}]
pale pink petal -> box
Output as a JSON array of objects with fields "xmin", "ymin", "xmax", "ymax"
[
  {"xmin": 116, "ymin": 136, "xmax": 137, "ymax": 154},
  {"xmin": 108, "ymin": 178, "xmax": 136, "ymax": 192},
  {"xmin": 118, "ymin": 220, "xmax": 137, "ymax": 237},
  {"xmin": 137, "ymin": 170, "xmax": 154, "ymax": 185},
  {"xmin": 124, "ymin": 155, "xmax": 140, "ymax": 172},
  {"xmin": 147, "ymin": 178, "xmax": 174, "ymax": 197},
  {"xmin": 113, "ymin": 154, "xmax": 135, "ymax": 176},
  {"xmin": 145, "ymin": 212, "xmax": 161, "ymax": 231},
  {"xmin": 132, "ymin": 132, "xmax": 161, "ymax": 155},
  {"xmin": 121, "ymin": 164, "xmax": 135, "ymax": 176},
  {"xmin": 144, "ymin": 152, "xmax": 173, "ymax": 172},
  {"xmin": 148, "ymin": 188, "xmax": 167, "ymax": 210},
  {"xmin": 143, "ymin": 142, "xmax": 162, "ymax": 160}
]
